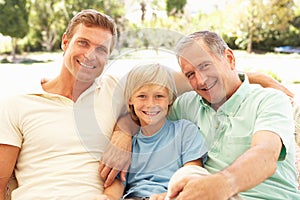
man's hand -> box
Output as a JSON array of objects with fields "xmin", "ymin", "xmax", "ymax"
[
  {"xmin": 99, "ymin": 130, "xmax": 132, "ymax": 187},
  {"xmin": 167, "ymin": 173, "xmax": 232, "ymax": 200}
]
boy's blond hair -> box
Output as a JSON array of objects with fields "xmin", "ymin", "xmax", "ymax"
[{"xmin": 124, "ymin": 63, "xmax": 177, "ymax": 125}]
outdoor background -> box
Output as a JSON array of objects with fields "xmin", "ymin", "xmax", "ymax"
[{"xmin": 0, "ymin": 0, "xmax": 300, "ymax": 102}]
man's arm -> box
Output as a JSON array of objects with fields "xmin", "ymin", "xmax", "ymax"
[
  {"xmin": 99, "ymin": 114, "xmax": 138, "ymax": 188},
  {"xmin": 0, "ymin": 144, "xmax": 19, "ymax": 200},
  {"xmin": 167, "ymin": 130, "xmax": 281, "ymax": 199},
  {"xmin": 247, "ymin": 71, "xmax": 294, "ymax": 98}
]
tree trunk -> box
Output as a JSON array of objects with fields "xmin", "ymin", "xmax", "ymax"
[
  {"xmin": 11, "ymin": 38, "xmax": 17, "ymax": 63},
  {"xmin": 247, "ymin": 15, "xmax": 254, "ymax": 53}
]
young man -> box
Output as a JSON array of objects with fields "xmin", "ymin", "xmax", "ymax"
[{"xmin": 0, "ymin": 9, "xmax": 124, "ymax": 200}]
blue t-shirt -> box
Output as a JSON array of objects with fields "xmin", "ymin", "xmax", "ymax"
[{"xmin": 124, "ymin": 119, "xmax": 207, "ymax": 198}]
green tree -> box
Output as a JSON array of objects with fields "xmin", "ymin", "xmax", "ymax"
[
  {"xmin": 239, "ymin": 0, "xmax": 294, "ymax": 52},
  {"xmin": 29, "ymin": 0, "xmax": 65, "ymax": 51},
  {"xmin": 222, "ymin": 0, "xmax": 295, "ymax": 52},
  {"xmin": 291, "ymin": 15, "xmax": 300, "ymax": 29},
  {"xmin": 0, "ymin": 0, "xmax": 30, "ymax": 61},
  {"xmin": 166, "ymin": 0, "xmax": 186, "ymax": 16},
  {"xmin": 28, "ymin": 0, "xmax": 126, "ymax": 51}
]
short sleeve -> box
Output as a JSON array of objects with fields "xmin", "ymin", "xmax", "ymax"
[{"xmin": 0, "ymin": 97, "xmax": 23, "ymax": 147}]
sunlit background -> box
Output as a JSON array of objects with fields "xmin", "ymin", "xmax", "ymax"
[{"xmin": 0, "ymin": 0, "xmax": 300, "ymax": 101}]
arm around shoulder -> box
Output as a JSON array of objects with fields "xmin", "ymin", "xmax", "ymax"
[{"xmin": 246, "ymin": 71, "xmax": 294, "ymax": 98}]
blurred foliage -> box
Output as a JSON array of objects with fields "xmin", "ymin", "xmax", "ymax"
[
  {"xmin": 1, "ymin": 0, "xmax": 300, "ymax": 54},
  {"xmin": 0, "ymin": 0, "xmax": 30, "ymax": 38},
  {"xmin": 25, "ymin": 0, "xmax": 127, "ymax": 52},
  {"xmin": 0, "ymin": 0, "xmax": 30, "ymax": 60},
  {"xmin": 166, "ymin": 0, "xmax": 186, "ymax": 16}
]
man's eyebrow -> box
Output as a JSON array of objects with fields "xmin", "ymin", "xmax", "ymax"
[{"xmin": 77, "ymin": 37, "xmax": 109, "ymax": 51}]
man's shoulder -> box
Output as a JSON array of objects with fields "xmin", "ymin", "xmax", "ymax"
[
  {"xmin": 177, "ymin": 91, "xmax": 199, "ymax": 101},
  {"xmin": 97, "ymin": 74, "xmax": 120, "ymax": 85},
  {"xmin": 249, "ymin": 84, "xmax": 288, "ymax": 101}
]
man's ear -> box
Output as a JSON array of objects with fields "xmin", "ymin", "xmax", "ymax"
[
  {"xmin": 61, "ymin": 33, "xmax": 68, "ymax": 51},
  {"xmin": 225, "ymin": 48, "xmax": 236, "ymax": 70}
]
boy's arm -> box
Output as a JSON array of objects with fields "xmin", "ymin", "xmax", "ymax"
[
  {"xmin": 183, "ymin": 159, "xmax": 203, "ymax": 167},
  {"xmin": 103, "ymin": 178, "xmax": 124, "ymax": 200},
  {"xmin": 0, "ymin": 144, "xmax": 19, "ymax": 200}
]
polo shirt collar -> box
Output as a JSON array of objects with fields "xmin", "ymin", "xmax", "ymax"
[
  {"xmin": 199, "ymin": 73, "xmax": 250, "ymax": 116},
  {"xmin": 218, "ymin": 73, "xmax": 249, "ymax": 116},
  {"xmin": 27, "ymin": 77, "xmax": 101, "ymax": 103}
]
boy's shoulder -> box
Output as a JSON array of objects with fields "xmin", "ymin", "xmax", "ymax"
[{"xmin": 168, "ymin": 119, "xmax": 198, "ymax": 130}]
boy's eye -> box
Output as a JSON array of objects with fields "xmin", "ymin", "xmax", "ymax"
[
  {"xmin": 156, "ymin": 95, "xmax": 164, "ymax": 98},
  {"xmin": 137, "ymin": 95, "xmax": 146, "ymax": 99}
]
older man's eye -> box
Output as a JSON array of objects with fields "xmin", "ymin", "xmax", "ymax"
[{"xmin": 185, "ymin": 72, "xmax": 195, "ymax": 79}]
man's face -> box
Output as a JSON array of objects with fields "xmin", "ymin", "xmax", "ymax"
[
  {"xmin": 179, "ymin": 40, "xmax": 237, "ymax": 108},
  {"xmin": 61, "ymin": 24, "xmax": 113, "ymax": 83}
]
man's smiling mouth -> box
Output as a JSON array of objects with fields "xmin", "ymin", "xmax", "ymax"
[
  {"xmin": 78, "ymin": 60, "xmax": 96, "ymax": 69},
  {"xmin": 201, "ymin": 80, "xmax": 217, "ymax": 91}
]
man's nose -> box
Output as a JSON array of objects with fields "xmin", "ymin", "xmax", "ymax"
[
  {"xmin": 195, "ymin": 70, "xmax": 207, "ymax": 86},
  {"xmin": 84, "ymin": 48, "xmax": 97, "ymax": 60}
]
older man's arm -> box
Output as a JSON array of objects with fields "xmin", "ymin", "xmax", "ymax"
[
  {"xmin": 167, "ymin": 131, "xmax": 282, "ymax": 199},
  {"xmin": 247, "ymin": 71, "xmax": 294, "ymax": 98}
]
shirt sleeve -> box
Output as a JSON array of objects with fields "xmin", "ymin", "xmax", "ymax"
[
  {"xmin": 254, "ymin": 89, "xmax": 294, "ymax": 160},
  {"xmin": 0, "ymin": 97, "xmax": 23, "ymax": 147},
  {"xmin": 179, "ymin": 120, "xmax": 208, "ymax": 165}
]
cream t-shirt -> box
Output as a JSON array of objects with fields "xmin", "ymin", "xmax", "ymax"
[{"xmin": 0, "ymin": 74, "xmax": 125, "ymax": 200}]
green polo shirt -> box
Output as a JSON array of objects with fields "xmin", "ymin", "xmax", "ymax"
[{"xmin": 169, "ymin": 74, "xmax": 300, "ymax": 199}]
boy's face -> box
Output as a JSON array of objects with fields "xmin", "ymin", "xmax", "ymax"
[
  {"xmin": 61, "ymin": 23, "xmax": 113, "ymax": 83},
  {"xmin": 129, "ymin": 84, "xmax": 170, "ymax": 130}
]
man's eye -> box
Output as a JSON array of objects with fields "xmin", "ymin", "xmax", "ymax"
[
  {"xmin": 198, "ymin": 63, "xmax": 210, "ymax": 71},
  {"xmin": 186, "ymin": 72, "xmax": 195, "ymax": 79},
  {"xmin": 78, "ymin": 40, "xmax": 88, "ymax": 46},
  {"xmin": 96, "ymin": 46, "xmax": 107, "ymax": 53}
]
